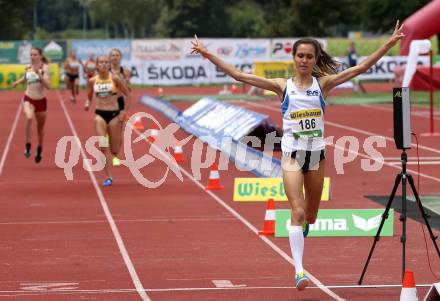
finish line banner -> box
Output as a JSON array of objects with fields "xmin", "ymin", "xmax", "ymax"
[
  {"xmin": 275, "ymin": 209, "xmax": 394, "ymax": 237},
  {"xmin": 233, "ymin": 177, "xmax": 330, "ymax": 201}
]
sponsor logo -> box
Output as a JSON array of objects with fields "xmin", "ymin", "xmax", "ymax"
[
  {"xmin": 290, "ymin": 109, "xmax": 321, "ymax": 120},
  {"xmin": 306, "ymin": 90, "xmax": 319, "ymax": 96},
  {"xmin": 352, "ymin": 214, "xmax": 381, "ymax": 232},
  {"xmin": 272, "ymin": 42, "xmax": 293, "ymax": 55},
  {"xmin": 287, "ymin": 218, "xmax": 348, "ymax": 232},
  {"xmin": 216, "ymin": 47, "xmax": 233, "ymax": 56},
  {"xmin": 275, "ymin": 209, "xmax": 394, "ymax": 237}
]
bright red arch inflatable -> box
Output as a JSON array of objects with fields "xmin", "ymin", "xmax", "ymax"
[{"xmin": 400, "ymin": 0, "xmax": 440, "ymax": 55}]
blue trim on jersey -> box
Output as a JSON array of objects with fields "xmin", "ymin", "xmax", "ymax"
[
  {"xmin": 319, "ymin": 94, "xmax": 326, "ymax": 113},
  {"xmin": 281, "ymin": 87, "xmax": 289, "ymax": 115},
  {"xmin": 316, "ymin": 78, "xmax": 326, "ymax": 113}
]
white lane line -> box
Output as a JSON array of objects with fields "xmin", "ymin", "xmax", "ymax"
[
  {"xmin": 382, "ymin": 156, "xmax": 440, "ymax": 160},
  {"xmin": 239, "ymin": 100, "xmax": 440, "ymax": 154},
  {"xmin": 361, "ymin": 104, "xmax": 440, "ymax": 121},
  {"xmin": 131, "ymin": 127, "xmax": 345, "ymax": 301},
  {"xmin": 326, "ymin": 120, "xmax": 440, "ymax": 154},
  {"xmin": 388, "ymin": 161, "xmax": 440, "ymax": 165},
  {"xmin": 0, "ymin": 283, "xmax": 432, "ymax": 296},
  {"xmin": 57, "ymin": 91, "xmax": 151, "ymax": 301},
  {"xmin": 240, "ymin": 100, "xmax": 440, "ymax": 183},
  {"xmin": 0, "ymin": 102, "xmax": 22, "ymax": 177},
  {"xmin": 0, "ymin": 217, "xmax": 236, "ymax": 226}
]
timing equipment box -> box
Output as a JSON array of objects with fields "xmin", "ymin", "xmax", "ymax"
[{"xmin": 393, "ymin": 87, "xmax": 411, "ymax": 150}]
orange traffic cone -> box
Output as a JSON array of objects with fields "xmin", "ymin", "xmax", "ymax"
[
  {"xmin": 173, "ymin": 144, "xmax": 184, "ymax": 163},
  {"xmin": 258, "ymin": 198, "xmax": 276, "ymax": 236},
  {"xmin": 205, "ymin": 163, "xmax": 223, "ymax": 190},
  {"xmin": 133, "ymin": 115, "xmax": 144, "ymax": 130},
  {"xmin": 148, "ymin": 124, "xmax": 159, "ymax": 143},
  {"xmin": 400, "ymin": 270, "xmax": 418, "ymax": 301}
]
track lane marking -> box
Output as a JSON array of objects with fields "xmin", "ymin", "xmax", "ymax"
[
  {"xmin": 130, "ymin": 123, "xmax": 345, "ymax": 301},
  {"xmin": 240, "ymin": 100, "xmax": 440, "ymax": 183},
  {"xmin": 57, "ymin": 91, "xmax": 151, "ymax": 301},
  {"xmin": 238, "ymin": 100, "xmax": 440, "ymax": 154},
  {"xmin": 0, "ymin": 283, "xmax": 432, "ymax": 297},
  {"xmin": 0, "ymin": 102, "xmax": 22, "ymax": 177}
]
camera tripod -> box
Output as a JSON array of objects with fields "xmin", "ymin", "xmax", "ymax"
[{"xmin": 359, "ymin": 150, "xmax": 440, "ymax": 284}]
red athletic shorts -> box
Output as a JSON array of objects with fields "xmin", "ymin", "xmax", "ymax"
[{"xmin": 23, "ymin": 95, "xmax": 47, "ymax": 112}]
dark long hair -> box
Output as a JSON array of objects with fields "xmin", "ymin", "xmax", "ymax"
[
  {"xmin": 292, "ymin": 38, "xmax": 338, "ymax": 77},
  {"xmin": 32, "ymin": 47, "xmax": 50, "ymax": 64}
]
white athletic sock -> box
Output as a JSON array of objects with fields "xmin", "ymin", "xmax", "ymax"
[{"xmin": 289, "ymin": 226, "xmax": 304, "ymax": 274}]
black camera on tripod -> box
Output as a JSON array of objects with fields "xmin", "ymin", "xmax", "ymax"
[
  {"xmin": 359, "ymin": 87, "xmax": 440, "ymax": 285},
  {"xmin": 393, "ymin": 87, "xmax": 412, "ymax": 150}
]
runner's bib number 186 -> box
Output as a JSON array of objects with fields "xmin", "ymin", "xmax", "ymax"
[{"xmin": 290, "ymin": 108, "xmax": 323, "ymax": 139}]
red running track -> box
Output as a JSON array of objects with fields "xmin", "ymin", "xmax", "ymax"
[{"xmin": 0, "ymin": 88, "xmax": 438, "ymax": 300}]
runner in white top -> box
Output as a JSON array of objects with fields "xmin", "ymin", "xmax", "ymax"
[
  {"xmin": 64, "ymin": 51, "xmax": 81, "ymax": 103},
  {"xmin": 281, "ymin": 76, "xmax": 326, "ymax": 153},
  {"xmin": 11, "ymin": 47, "xmax": 51, "ymax": 163},
  {"xmin": 191, "ymin": 21, "xmax": 404, "ymax": 291}
]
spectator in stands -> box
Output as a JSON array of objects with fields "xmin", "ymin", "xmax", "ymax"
[
  {"xmin": 191, "ymin": 21, "xmax": 404, "ymax": 291},
  {"xmin": 11, "ymin": 47, "xmax": 51, "ymax": 163},
  {"xmin": 346, "ymin": 41, "xmax": 366, "ymax": 93}
]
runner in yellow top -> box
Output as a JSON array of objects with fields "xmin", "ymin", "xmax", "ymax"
[{"xmin": 84, "ymin": 55, "xmax": 131, "ymax": 187}]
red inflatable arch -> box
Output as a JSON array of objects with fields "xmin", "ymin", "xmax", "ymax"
[{"xmin": 400, "ymin": 0, "xmax": 440, "ymax": 55}]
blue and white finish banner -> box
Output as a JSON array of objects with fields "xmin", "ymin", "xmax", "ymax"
[
  {"xmin": 140, "ymin": 94, "xmax": 282, "ymax": 178},
  {"xmin": 179, "ymin": 97, "xmax": 269, "ymax": 144}
]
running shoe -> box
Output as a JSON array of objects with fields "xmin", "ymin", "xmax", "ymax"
[
  {"xmin": 24, "ymin": 143, "xmax": 31, "ymax": 158},
  {"xmin": 303, "ymin": 222, "xmax": 310, "ymax": 238},
  {"xmin": 295, "ymin": 271, "xmax": 309, "ymax": 290},
  {"xmin": 102, "ymin": 177, "xmax": 113, "ymax": 187},
  {"xmin": 35, "ymin": 146, "xmax": 42, "ymax": 163},
  {"xmin": 112, "ymin": 156, "xmax": 121, "ymax": 167}
]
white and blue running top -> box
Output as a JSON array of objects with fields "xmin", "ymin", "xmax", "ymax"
[{"xmin": 281, "ymin": 77, "xmax": 326, "ymax": 152}]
